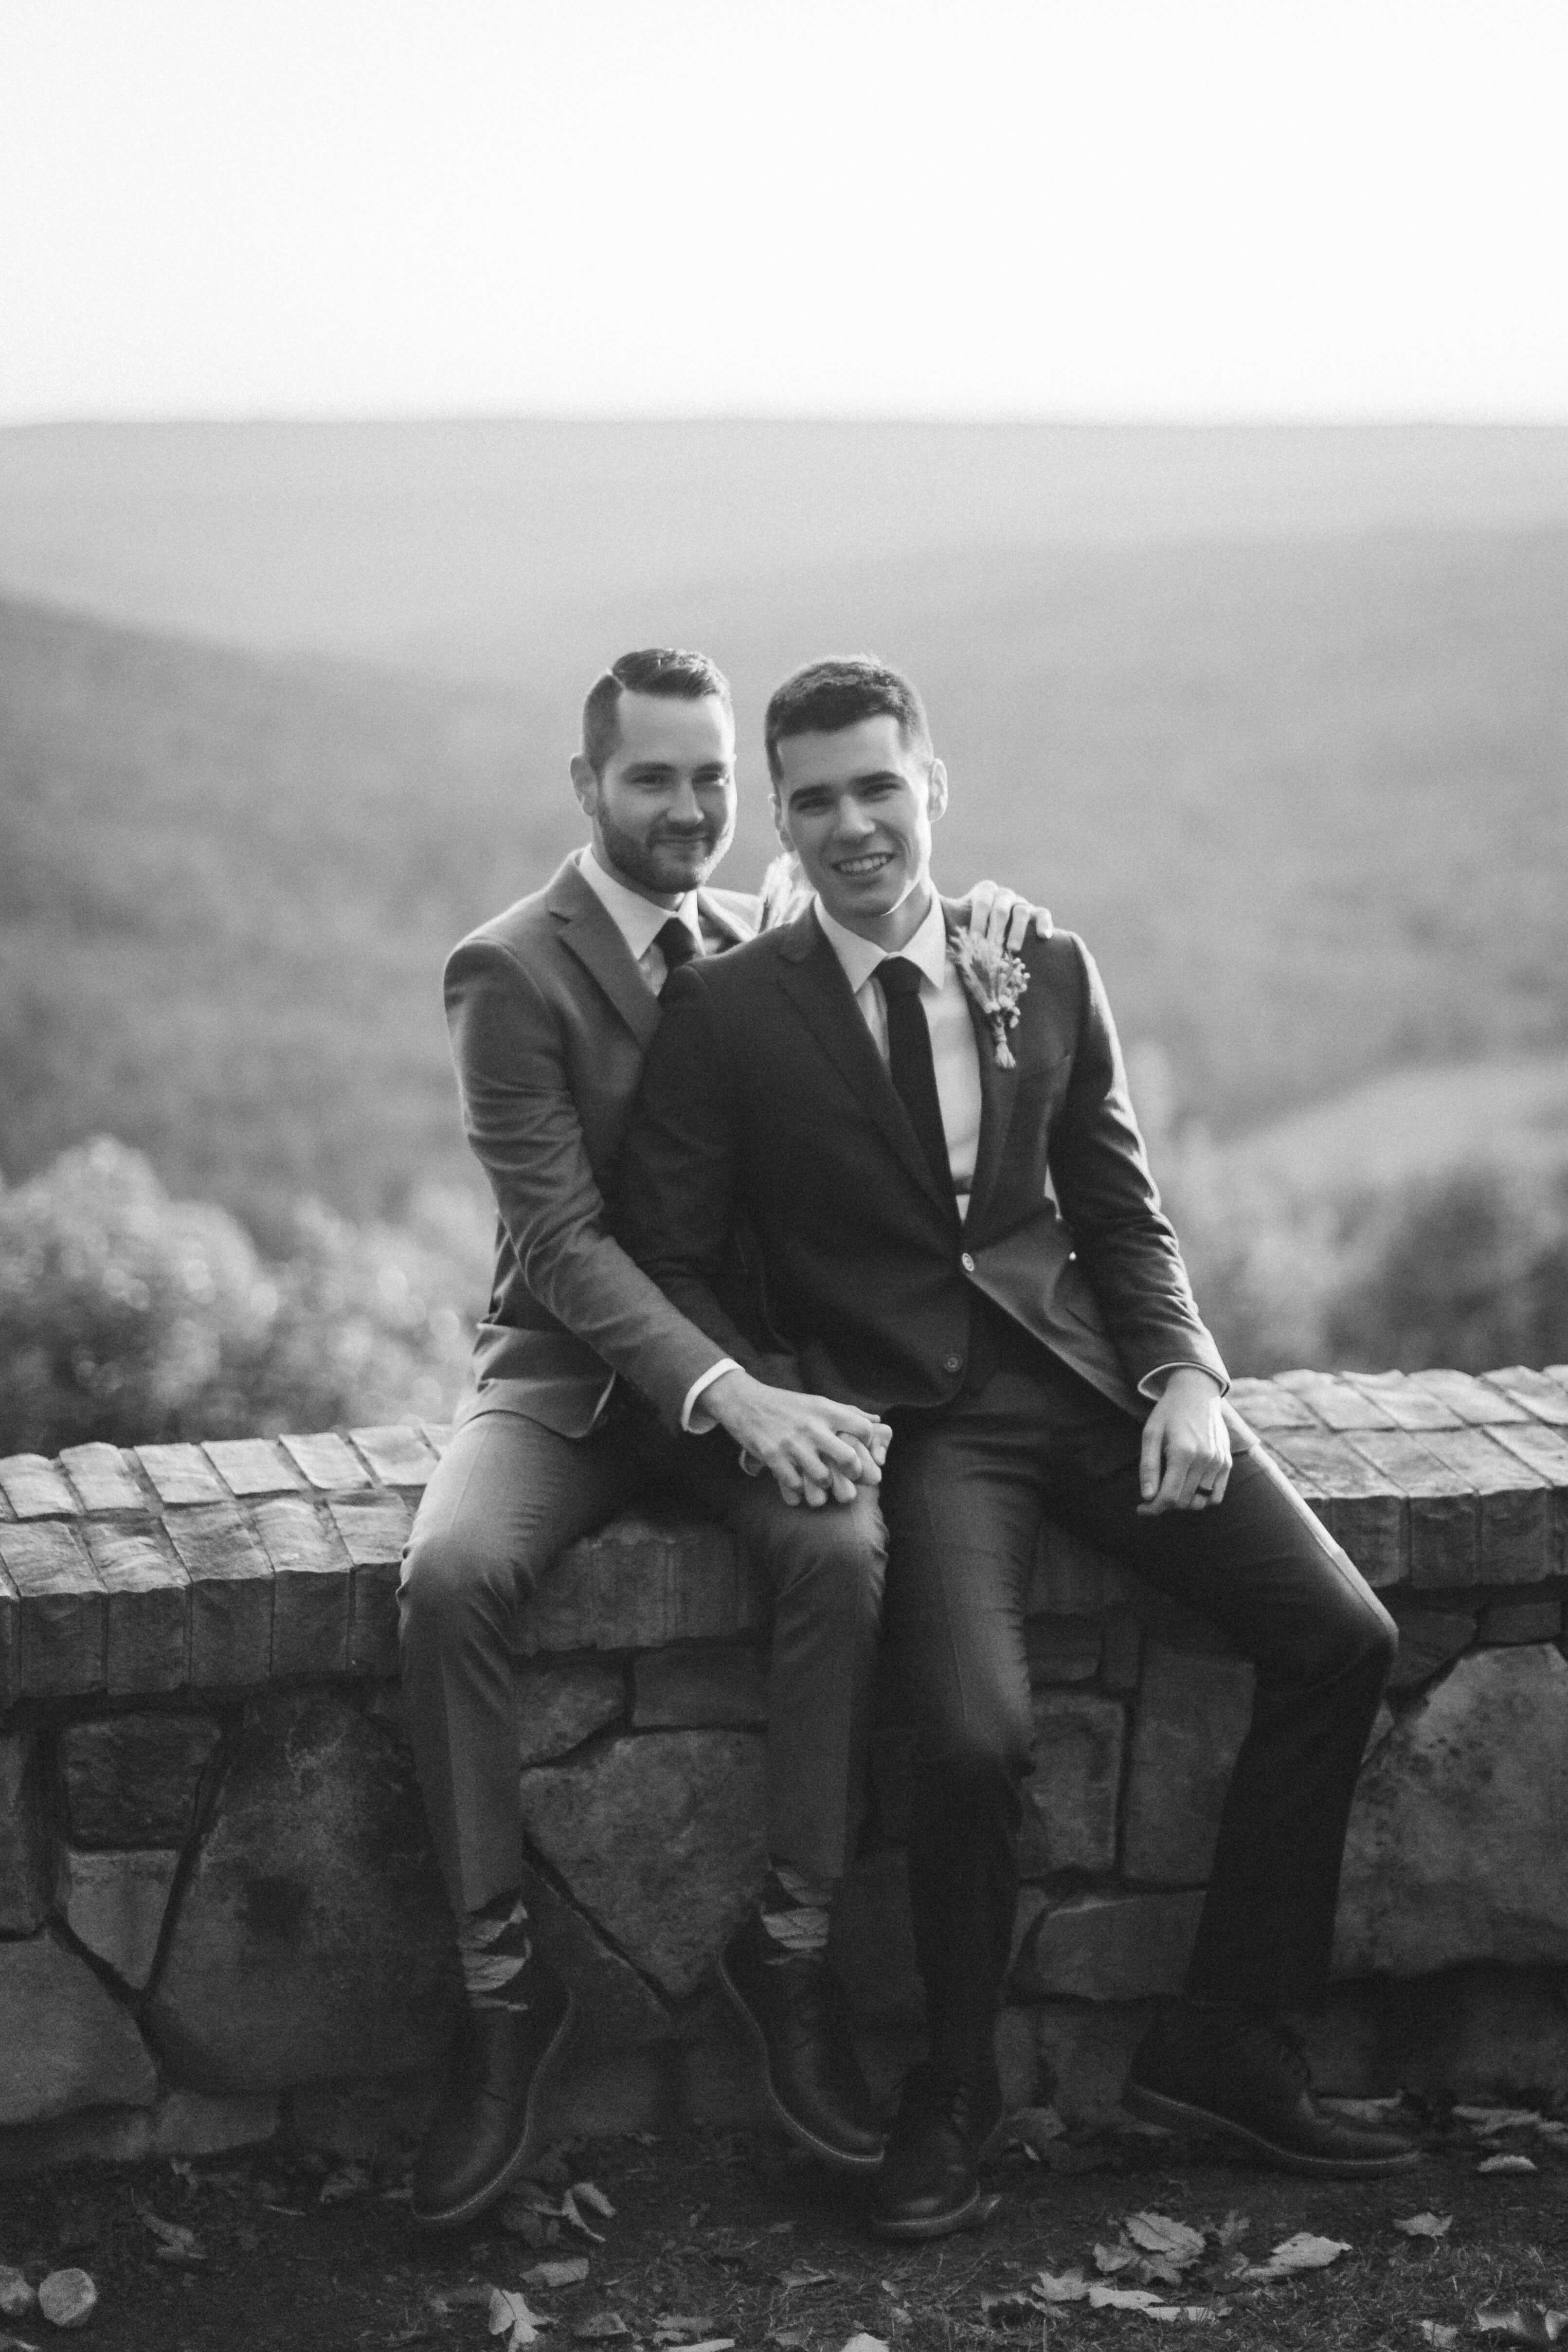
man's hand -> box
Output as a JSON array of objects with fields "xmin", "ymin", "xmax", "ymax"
[
  {"xmin": 966, "ymin": 879, "xmax": 1053, "ymax": 955},
  {"xmin": 703, "ymin": 1368, "xmax": 893, "ymax": 1508},
  {"xmin": 1137, "ymin": 1368, "xmax": 1231, "ymax": 1515}
]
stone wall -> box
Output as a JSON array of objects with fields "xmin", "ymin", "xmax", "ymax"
[{"xmin": 2, "ymin": 1363, "xmax": 1567, "ymax": 2171}]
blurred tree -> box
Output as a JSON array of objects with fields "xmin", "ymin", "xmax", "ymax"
[
  {"xmin": 0, "ymin": 1138, "xmax": 485, "ymax": 1455},
  {"xmin": 1326, "ymin": 1162, "xmax": 1568, "ymax": 1374}
]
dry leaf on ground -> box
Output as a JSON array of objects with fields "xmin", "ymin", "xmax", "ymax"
[
  {"xmin": 523, "ymin": 2261, "xmax": 590, "ymax": 2290},
  {"xmin": 1094, "ymin": 2243, "xmax": 1139, "ymax": 2276},
  {"xmin": 133, "ymin": 2204, "xmax": 206, "ymax": 2266},
  {"xmin": 1124, "ymin": 2214, "xmax": 1207, "ymax": 2270},
  {"xmin": 838, "ymin": 2336, "xmax": 890, "ymax": 2352},
  {"xmin": 1418, "ymin": 2327, "xmax": 1459, "ymax": 2348},
  {"xmin": 490, "ymin": 2285, "xmax": 549, "ymax": 2349},
  {"xmin": 36, "ymin": 2272, "xmax": 97, "ymax": 2330},
  {"xmin": 1454, "ymin": 2108, "xmax": 1541, "ymax": 2135},
  {"xmin": 1029, "ymin": 2270, "xmax": 1090, "ymax": 2305},
  {"xmin": 1088, "ymin": 2284, "xmax": 1171, "ymax": 2311},
  {"xmin": 1475, "ymin": 2309, "xmax": 1568, "ymax": 2345},
  {"xmin": 1241, "ymin": 2231, "xmax": 1350, "ymax": 2282},
  {"xmin": 1393, "ymin": 2213, "xmax": 1453, "ymax": 2240},
  {"xmin": 0, "ymin": 2273, "xmax": 33, "ymax": 2320},
  {"xmin": 562, "ymin": 2191, "xmax": 606, "ymax": 2243},
  {"xmin": 1478, "ymin": 2154, "xmax": 1538, "ymax": 2176},
  {"xmin": 776, "ymin": 2269, "xmax": 834, "ymax": 2292},
  {"xmin": 572, "ymin": 2182, "xmax": 615, "ymax": 2220}
]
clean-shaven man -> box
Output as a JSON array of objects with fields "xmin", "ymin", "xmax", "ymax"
[
  {"xmin": 615, "ymin": 655, "xmax": 1416, "ymax": 2241},
  {"xmin": 400, "ymin": 647, "xmax": 1045, "ymax": 2230}
]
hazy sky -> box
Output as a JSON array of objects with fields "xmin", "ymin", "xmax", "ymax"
[{"xmin": 3, "ymin": 0, "xmax": 1566, "ymax": 423}]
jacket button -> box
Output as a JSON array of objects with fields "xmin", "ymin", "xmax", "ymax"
[
  {"xmin": 960, "ymin": 1252, "xmax": 975, "ymax": 1273},
  {"xmin": 943, "ymin": 1353, "xmax": 962, "ymax": 1374}
]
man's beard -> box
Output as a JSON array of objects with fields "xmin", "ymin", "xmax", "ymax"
[{"xmin": 598, "ymin": 808, "xmax": 730, "ymax": 896}]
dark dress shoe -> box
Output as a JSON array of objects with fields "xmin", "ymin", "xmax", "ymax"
[
  {"xmin": 717, "ymin": 1912, "xmax": 885, "ymax": 2171},
  {"xmin": 868, "ymin": 2061, "xmax": 1004, "ymax": 2241},
  {"xmin": 413, "ymin": 1959, "xmax": 576, "ymax": 2229},
  {"xmin": 1123, "ymin": 2003, "xmax": 1420, "ymax": 2177}
]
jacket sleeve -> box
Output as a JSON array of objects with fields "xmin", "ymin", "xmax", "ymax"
[
  {"xmin": 445, "ymin": 936, "xmax": 732, "ymax": 1423},
  {"xmin": 1047, "ymin": 940, "xmax": 1229, "ymax": 1393},
  {"xmin": 611, "ymin": 964, "xmax": 775, "ymax": 1380}
]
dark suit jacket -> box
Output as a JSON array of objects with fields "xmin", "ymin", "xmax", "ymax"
[
  {"xmin": 444, "ymin": 854, "xmax": 758, "ymax": 1435},
  {"xmin": 613, "ymin": 902, "xmax": 1227, "ymax": 1419}
]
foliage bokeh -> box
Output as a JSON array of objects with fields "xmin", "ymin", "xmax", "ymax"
[{"xmin": 0, "ymin": 1138, "xmax": 487, "ymax": 1456}]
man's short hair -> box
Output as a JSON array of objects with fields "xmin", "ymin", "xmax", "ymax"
[
  {"xmin": 581, "ymin": 647, "xmax": 733, "ymax": 776},
  {"xmin": 764, "ymin": 655, "xmax": 933, "ymax": 782}
]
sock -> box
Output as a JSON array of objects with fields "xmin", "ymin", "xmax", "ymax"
[
  {"xmin": 458, "ymin": 1888, "xmax": 533, "ymax": 2010},
  {"xmin": 757, "ymin": 1863, "xmax": 833, "ymax": 1963}
]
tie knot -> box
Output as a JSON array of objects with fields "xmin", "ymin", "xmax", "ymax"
[
  {"xmin": 877, "ymin": 956, "xmax": 924, "ymax": 1000},
  {"xmin": 654, "ymin": 917, "xmax": 700, "ymax": 972}
]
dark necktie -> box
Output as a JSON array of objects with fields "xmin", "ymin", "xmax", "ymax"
[
  {"xmin": 877, "ymin": 957, "xmax": 957, "ymax": 1216},
  {"xmin": 653, "ymin": 918, "xmax": 700, "ymax": 989}
]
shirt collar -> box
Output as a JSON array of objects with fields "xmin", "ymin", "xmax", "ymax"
[
  {"xmin": 577, "ymin": 845, "xmax": 703, "ymax": 962},
  {"xmin": 814, "ymin": 887, "xmax": 953, "ymax": 996}
]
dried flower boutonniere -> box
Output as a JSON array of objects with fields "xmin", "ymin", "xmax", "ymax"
[{"xmin": 949, "ymin": 932, "xmax": 1030, "ymax": 1068}]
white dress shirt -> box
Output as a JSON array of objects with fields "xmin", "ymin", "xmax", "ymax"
[
  {"xmin": 814, "ymin": 891, "xmax": 984, "ymax": 1221},
  {"xmin": 576, "ymin": 845, "xmax": 705, "ymax": 991}
]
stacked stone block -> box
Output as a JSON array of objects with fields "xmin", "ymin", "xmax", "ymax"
[{"xmin": 1, "ymin": 1363, "xmax": 1567, "ymax": 2168}]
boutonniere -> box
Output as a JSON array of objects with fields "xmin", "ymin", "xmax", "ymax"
[{"xmin": 949, "ymin": 932, "xmax": 1029, "ymax": 1068}]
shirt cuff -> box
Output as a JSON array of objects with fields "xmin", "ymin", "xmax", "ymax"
[
  {"xmin": 681, "ymin": 1358, "xmax": 742, "ymax": 1433},
  {"xmin": 1138, "ymin": 1361, "xmax": 1229, "ymax": 1401}
]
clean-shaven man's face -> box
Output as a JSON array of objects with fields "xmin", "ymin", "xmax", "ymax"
[
  {"xmin": 572, "ymin": 690, "xmax": 737, "ymax": 902},
  {"xmin": 772, "ymin": 713, "xmax": 948, "ymax": 938}
]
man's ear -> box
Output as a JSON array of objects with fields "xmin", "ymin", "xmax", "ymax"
[
  {"xmin": 569, "ymin": 755, "xmax": 599, "ymax": 818},
  {"xmin": 771, "ymin": 792, "xmax": 792, "ymax": 851},
  {"xmin": 927, "ymin": 758, "xmax": 950, "ymax": 822}
]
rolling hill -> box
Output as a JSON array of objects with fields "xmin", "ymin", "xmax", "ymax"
[{"xmin": 3, "ymin": 507, "xmax": 1566, "ymax": 1238}]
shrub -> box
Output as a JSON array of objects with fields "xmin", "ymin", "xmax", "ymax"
[{"xmin": 0, "ymin": 1138, "xmax": 485, "ymax": 1455}]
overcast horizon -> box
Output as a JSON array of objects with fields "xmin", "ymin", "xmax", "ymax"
[{"xmin": 4, "ymin": 0, "xmax": 1567, "ymax": 428}]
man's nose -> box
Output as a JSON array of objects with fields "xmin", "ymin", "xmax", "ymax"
[
  {"xmin": 665, "ymin": 777, "xmax": 705, "ymax": 827},
  {"xmin": 832, "ymin": 796, "xmax": 875, "ymax": 840}
]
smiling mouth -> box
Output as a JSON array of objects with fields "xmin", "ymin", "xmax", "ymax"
[{"xmin": 833, "ymin": 852, "xmax": 894, "ymax": 878}]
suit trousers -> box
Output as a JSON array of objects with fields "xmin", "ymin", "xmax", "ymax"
[
  {"xmin": 398, "ymin": 1398, "xmax": 888, "ymax": 1918},
  {"xmin": 880, "ymin": 1353, "xmax": 1397, "ymax": 2073}
]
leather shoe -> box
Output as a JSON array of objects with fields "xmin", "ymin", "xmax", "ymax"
[
  {"xmin": 1123, "ymin": 2002, "xmax": 1419, "ymax": 2177},
  {"xmin": 413, "ymin": 1958, "xmax": 576, "ymax": 2229},
  {"xmin": 717, "ymin": 1911, "xmax": 884, "ymax": 2171},
  {"xmin": 868, "ymin": 2061, "xmax": 1004, "ymax": 2241}
]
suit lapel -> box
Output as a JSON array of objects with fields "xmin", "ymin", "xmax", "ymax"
[
  {"xmin": 944, "ymin": 905, "xmax": 1021, "ymax": 1235},
  {"xmin": 546, "ymin": 859, "xmax": 661, "ymax": 1049},
  {"xmin": 696, "ymin": 888, "xmax": 757, "ymax": 950},
  {"xmin": 774, "ymin": 911, "xmax": 955, "ymax": 1214}
]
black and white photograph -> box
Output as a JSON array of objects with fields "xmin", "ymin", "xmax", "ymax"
[{"xmin": 2, "ymin": 3, "xmax": 1567, "ymax": 2343}]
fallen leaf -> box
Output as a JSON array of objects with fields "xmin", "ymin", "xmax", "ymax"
[
  {"xmin": 134, "ymin": 2203, "xmax": 206, "ymax": 2265},
  {"xmin": 1212, "ymin": 2212, "xmax": 1250, "ymax": 2250},
  {"xmin": 1246, "ymin": 2231, "xmax": 1351, "ymax": 2281},
  {"xmin": 980, "ymin": 2292, "xmax": 1039, "ymax": 2326},
  {"xmin": 36, "ymin": 2272, "xmax": 97, "ymax": 2331},
  {"xmin": 1030, "ymin": 2270, "xmax": 1089, "ymax": 2305},
  {"xmin": 680, "ymin": 2341, "xmax": 735, "ymax": 2351},
  {"xmin": 1418, "ymin": 2327, "xmax": 1459, "ymax": 2349},
  {"xmin": 561, "ymin": 2191, "xmax": 605, "ymax": 2244},
  {"xmin": 1094, "ymin": 2240, "xmax": 1138, "ymax": 2275},
  {"xmin": 652, "ymin": 2320, "xmax": 713, "ymax": 2346},
  {"xmin": 838, "ymin": 2337, "xmax": 890, "ymax": 2352},
  {"xmin": 319, "ymin": 2165, "xmax": 370, "ymax": 2206},
  {"xmin": 0, "ymin": 2275, "xmax": 33, "ymax": 2321},
  {"xmin": 776, "ymin": 2269, "xmax": 834, "ymax": 2292},
  {"xmin": 1475, "ymin": 2310, "xmax": 1568, "ymax": 2345},
  {"xmin": 490, "ymin": 2286, "xmax": 550, "ymax": 2349},
  {"xmin": 571, "ymin": 2181, "xmax": 615, "ymax": 2220},
  {"xmin": 1454, "ymin": 2107, "xmax": 1541, "ymax": 2135},
  {"xmin": 1393, "ymin": 2213, "xmax": 1453, "ymax": 2240},
  {"xmin": 1089, "ymin": 2285, "xmax": 1168, "ymax": 2311},
  {"xmin": 1320, "ymin": 2095, "xmax": 1407, "ymax": 2124},
  {"xmin": 770, "ymin": 2333, "xmax": 809, "ymax": 2350},
  {"xmin": 523, "ymin": 2261, "xmax": 590, "ymax": 2290},
  {"xmin": 572, "ymin": 2316, "xmax": 628, "ymax": 2342},
  {"xmin": 1479, "ymin": 2154, "xmax": 1538, "ymax": 2175},
  {"xmin": 1125, "ymin": 2214, "xmax": 1207, "ymax": 2270}
]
